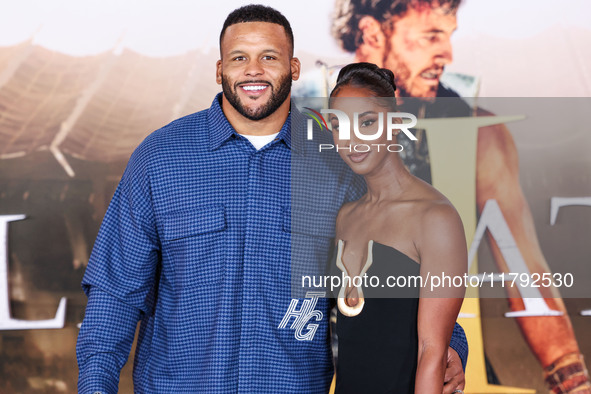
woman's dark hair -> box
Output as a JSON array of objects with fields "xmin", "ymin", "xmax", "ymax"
[{"xmin": 330, "ymin": 62, "xmax": 397, "ymax": 109}]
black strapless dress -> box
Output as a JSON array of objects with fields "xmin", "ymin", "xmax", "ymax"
[{"xmin": 330, "ymin": 240, "xmax": 420, "ymax": 394}]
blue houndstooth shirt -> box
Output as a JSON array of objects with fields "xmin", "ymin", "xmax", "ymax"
[{"xmin": 77, "ymin": 93, "xmax": 467, "ymax": 393}]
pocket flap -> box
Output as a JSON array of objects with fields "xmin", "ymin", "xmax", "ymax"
[{"xmin": 161, "ymin": 204, "xmax": 226, "ymax": 241}]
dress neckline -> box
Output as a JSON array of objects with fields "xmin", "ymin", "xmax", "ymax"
[
  {"xmin": 337, "ymin": 239, "xmax": 420, "ymax": 275},
  {"xmin": 334, "ymin": 239, "xmax": 420, "ymax": 317}
]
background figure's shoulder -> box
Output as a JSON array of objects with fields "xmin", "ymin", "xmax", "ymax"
[
  {"xmin": 439, "ymin": 72, "xmax": 480, "ymax": 98},
  {"xmin": 438, "ymin": 72, "xmax": 480, "ymax": 116},
  {"xmin": 475, "ymin": 106, "xmax": 518, "ymax": 156}
]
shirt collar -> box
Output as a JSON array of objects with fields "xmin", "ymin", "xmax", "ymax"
[
  {"xmin": 286, "ymin": 105, "xmax": 305, "ymax": 155},
  {"xmin": 207, "ymin": 93, "xmax": 237, "ymax": 150},
  {"xmin": 207, "ymin": 93, "xmax": 304, "ymax": 154}
]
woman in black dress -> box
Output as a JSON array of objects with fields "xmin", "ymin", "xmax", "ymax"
[{"xmin": 328, "ymin": 62, "xmax": 466, "ymax": 393}]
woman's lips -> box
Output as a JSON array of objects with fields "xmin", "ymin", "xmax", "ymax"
[{"xmin": 348, "ymin": 151, "xmax": 369, "ymax": 163}]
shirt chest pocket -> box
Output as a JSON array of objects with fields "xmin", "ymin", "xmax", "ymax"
[{"xmin": 160, "ymin": 204, "xmax": 227, "ymax": 288}]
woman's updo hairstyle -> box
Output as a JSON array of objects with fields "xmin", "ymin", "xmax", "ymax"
[{"xmin": 330, "ymin": 62, "xmax": 397, "ymax": 106}]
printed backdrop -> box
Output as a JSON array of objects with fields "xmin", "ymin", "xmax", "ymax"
[{"xmin": 0, "ymin": 1, "xmax": 590, "ymax": 392}]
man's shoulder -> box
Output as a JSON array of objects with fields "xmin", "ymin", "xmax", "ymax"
[
  {"xmin": 126, "ymin": 108, "xmax": 211, "ymax": 174},
  {"xmin": 139, "ymin": 108, "xmax": 210, "ymax": 151},
  {"xmin": 146, "ymin": 109, "xmax": 209, "ymax": 145}
]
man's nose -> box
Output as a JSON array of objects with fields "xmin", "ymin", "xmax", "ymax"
[
  {"xmin": 434, "ymin": 37, "xmax": 453, "ymax": 66},
  {"xmin": 245, "ymin": 59, "xmax": 264, "ymax": 76}
]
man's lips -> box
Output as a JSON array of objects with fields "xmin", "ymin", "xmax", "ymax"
[
  {"xmin": 238, "ymin": 83, "xmax": 270, "ymax": 96},
  {"xmin": 419, "ymin": 68, "xmax": 443, "ymax": 82}
]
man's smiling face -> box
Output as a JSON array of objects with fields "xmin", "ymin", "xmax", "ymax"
[{"xmin": 217, "ymin": 21, "xmax": 296, "ymax": 121}]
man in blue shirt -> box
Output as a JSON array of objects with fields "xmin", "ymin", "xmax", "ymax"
[{"xmin": 76, "ymin": 4, "xmax": 467, "ymax": 393}]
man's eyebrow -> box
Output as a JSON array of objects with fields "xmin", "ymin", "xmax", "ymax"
[
  {"xmin": 422, "ymin": 27, "xmax": 457, "ymax": 34},
  {"xmin": 228, "ymin": 50, "xmax": 246, "ymax": 57},
  {"xmin": 260, "ymin": 49, "xmax": 282, "ymax": 56},
  {"xmin": 423, "ymin": 28, "xmax": 444, "ymax": 34}
]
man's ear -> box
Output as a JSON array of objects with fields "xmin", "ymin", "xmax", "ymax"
[
  {"xmin": 356, "ymin": 15, "xmax": 386, "ymax": 66},
  {"xmin": 216, "ymin": 60, "xmax": 222, "ymax": 85},
  {"xmin": 290, "ymin": 57, "xmax": 301, "ymax": 81}
]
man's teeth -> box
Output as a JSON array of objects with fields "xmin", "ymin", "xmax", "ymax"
[
  {"xmin": 242, "ymin": 85, "xmax": 267, "ymax": 91},
  {"xmin": 421, "ymin": 71, "xmax": 438, "ymax": 79}
]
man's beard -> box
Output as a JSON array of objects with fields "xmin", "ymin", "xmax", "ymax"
[
  {"xmin": 222, "ymin": 73, "xmax": 292, "ymax": 121},
  {"xmin": 391, "ymin": 61, "xmax": 414, "ymax": 98},
  {"xmin": 387, "ymin": 50, "xmax": 439, "ymax": 98}
]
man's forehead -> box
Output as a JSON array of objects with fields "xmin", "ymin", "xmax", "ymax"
[
  {"xmin": 220, "ymin": 22, "xmax": 291, "ymax": 53},
  {"xmin": 222, "ymin": 22, "xmax": 288, "ymax": 44}
]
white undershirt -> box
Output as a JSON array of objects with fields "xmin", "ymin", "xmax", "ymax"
[{"xmin": 241, "ymin": 132, "xmax": 280, "ymax": 150}]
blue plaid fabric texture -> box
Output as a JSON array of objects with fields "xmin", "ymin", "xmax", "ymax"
[
  {"xmin": 77, "ymin": 93, "xmax": 467, "ymax": 393},
  {"xmin": 451, "ymin": 322, "xmax": 468, "ymax": 370}
]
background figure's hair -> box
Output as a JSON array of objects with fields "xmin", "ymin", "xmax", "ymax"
[
  {"xmin": 331, "ymin": 62, "xmax": 397, "ymax": 108},
  {"xmin": 220, "ymin": 4, "xmax": 294, "ymax": 56},
  {"xmin": 332, "ymin": 0, "xmax": 462, "ymax": 53}
]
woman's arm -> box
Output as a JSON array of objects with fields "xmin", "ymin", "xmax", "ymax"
[{"xmin": 415, "ymin": 203, "xmax": 467, "ymax": 394}]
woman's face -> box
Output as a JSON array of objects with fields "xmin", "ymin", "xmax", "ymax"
[{"xmin": 329, "ymin": 85, "xmax": 396, "ymax": 176}]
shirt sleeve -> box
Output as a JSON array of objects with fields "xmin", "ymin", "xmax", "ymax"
[
  {"xmin": 76, "ymin": 287, "xmax": 141, "ymax": 393},
  {"xmin": 344, "ymin": 172, "xmax": 366, "ymax": 203},
  {"xmin": 449, "ymin": 322, "xmax": 468, "ymax": 371},
  {"xmin": 76, "ymin": 145, "xmax": 161, "ymax": 393}
]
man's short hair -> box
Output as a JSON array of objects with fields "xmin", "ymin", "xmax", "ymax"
[
  {"xmin": 220, "ymin": 4, "xmax": 295, "ymax": 56},
  {"xmin": 332, "ymin": 0, "xmax": 462, "ymax": 53}
]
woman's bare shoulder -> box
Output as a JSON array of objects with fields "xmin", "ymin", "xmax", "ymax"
[
  {"xmin": 408, "ymin": 179, "xmax": 464, "ymax": 246},
  {"xmin": 416, "ymin": 197, "xmax": 465, "ymax": 258},
  {"xmin": 421, "ymin": 199, "xmax": 462, "ymax": 227},
  {"xmin": 335, "ymin": 199, "xmax": 360, "ymax": 233}
]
